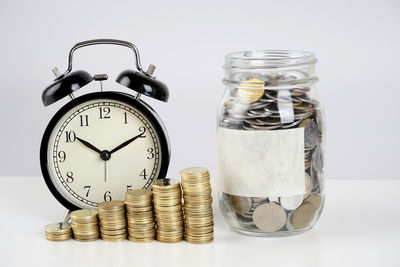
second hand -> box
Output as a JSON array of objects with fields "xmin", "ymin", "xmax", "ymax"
[{"xmin": 104, "ymin": 161, "xmax": 107, "ymax": 182}]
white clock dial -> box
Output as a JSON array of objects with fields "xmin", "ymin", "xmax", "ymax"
[{"xmin": 46, "ymin": 98, "xmax": 162, "ymax": 209}]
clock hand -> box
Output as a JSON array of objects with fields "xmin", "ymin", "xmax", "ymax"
[
  {"xmin": 76, "ymin": 137, "xmax": 102, "ymax": 154},
  {"xmin": 110, "ymin": 132, "xmax": 145, "ymax": 154}
]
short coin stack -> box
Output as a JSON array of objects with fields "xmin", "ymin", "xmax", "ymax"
[
  {"xmin": 180, "ymin": 167, "xmax": 214, "ymax": 244},
  {"xmin": 45, "ymin": 222, "xmax": 72, "ymax": 241},
  {"xmin": 125, "ymin": 189, "xmax": 155, "ymax": 243},
  {"xmin": 152, "ymin": 179, "xmax": 184, "ymax": 243},
  {"xmin": 98, "ymin": 201, "xmax": 127, "ymax": 242},
  {"xmin": 70, "ymin": 209, "xmax": 99, "ymax": 242}
]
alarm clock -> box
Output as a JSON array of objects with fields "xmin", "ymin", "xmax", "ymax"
[{"xmin": 40, "ymin": 39, "xmax": 170, "ymax": 211}]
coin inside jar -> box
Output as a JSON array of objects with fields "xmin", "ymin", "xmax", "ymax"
[
  {"xmin": 252, "ymin": 202, "xmax": 286, "ymax": 232},
  {"xmin": 300, "ymin": 119, "xmax": 318, "ymax": 149},
  {"xmin": 279, "ymin": 194, "xmax": 304, "ymax": 211},
  {"xmin": 237, "ymin": 78, "xmax": 265, "ymax": 104},
  {"xmin": 230, "ymin": 195, "xmax": 252, "ymax": 215}
]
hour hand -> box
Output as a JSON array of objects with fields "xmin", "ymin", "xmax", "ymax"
[
  {"xmin": 110, "ymin": 132, "xmax": 145, "ymax": 154},
  {"xmin": 76, "ymin": 137, "xmax": 102, "ymax": 154}
]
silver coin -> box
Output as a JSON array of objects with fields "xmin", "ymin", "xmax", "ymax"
[
  {"xmin": 279, "ymin": 194, "xmax": 304, "ymax": 211},
  {"xmin": 303, "ymin": 120, "xmax": 318, "ymax": 149},
  {"xmin": 304, "ymin": 172, "xmax": 313, "ymax": 197},
  {"xmin": 252, "ymin": 202, "xmax": 287, "ymax": 232},
  {"xmin": 268, "ymin": 196, "xmax": 279, "ymax": 203},
  {"xmin": 281, "ymin": 120, "xmax": 302, "ymax": 129},
  {"xmin": 312, "ymin": 145, "xmax": 324, "ymax": 172}
]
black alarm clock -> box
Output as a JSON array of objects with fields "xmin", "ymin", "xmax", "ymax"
[{"xmin": 40, "ymin": 39, "xmax": 170, "ymax": 211}]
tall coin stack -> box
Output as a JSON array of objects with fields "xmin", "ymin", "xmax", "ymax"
[
  {"xmin": 70, "ymin": 209, "xmax": 99, "ymax": 242},
  {"xmin": 125, "ymin": 189, "xmax": 155, "ymax": 243},
  {"xmin": 45, "ymin": 222, "xmax": 72, "ymax": 241},
  {"xmin": 180, "ymin": 167, "xmax": 214, "ymax": 244},
  {"xmin": 152, "ymin": 179, "xmax": 184, "ymax": 243},
  {"xmin": 98, "ymin": 201, "xmax": 127, "ymax": 242}
]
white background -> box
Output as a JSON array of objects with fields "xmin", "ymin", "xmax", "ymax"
[{"xmin": 0, "ymin": 0, "xmax": 399, "ymax": 179}]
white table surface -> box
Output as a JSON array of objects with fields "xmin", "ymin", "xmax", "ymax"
[{"xmin": 1, "ymin": 177, "xmax": 399, "ymax": 267}]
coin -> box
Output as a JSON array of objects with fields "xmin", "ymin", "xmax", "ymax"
[
  {"xmin": 300, "ymin": 119, "xmax": 318, "ymax": 149},
  {"xmin": 312, "ymin": 145, "xmax": 324, "ymax": 173},
  {"xmin": 290, "ymin": 193, "xmax": 323, "ymax": 229},
  {"xmin": 252, "ymin": 202, "xmax": 286, "ymax": 232},
  {"xmin": 279, "ymin": 194, "xmax": 303, "ymax": 211},
  {"xmin": 230, "ymin": 195, "xmax": 252, "ymax": 216},
  {"xmin": 45, "ymin": 222, "xmax": 72, "ymax": 241},
  {"xmin": 304, "ymin": 172, "xmax": 313, "ymax": 197}
]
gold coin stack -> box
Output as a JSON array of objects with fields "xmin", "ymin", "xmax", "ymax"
[
  {"xmin": 70, "ymin": 209, "xmax": 99, "ymax": 242},
  {"xmin": 98, "ymin": 201, "xmax": 127, "ymax": 242},
  {"xmin": 45, "ymin": 222, "xmax": 72, "ymax": 241},
  {"xmin": 180, "ymin": 167, "xmax": 214, "ymax": 244},
  {"xmin": 152, "ymin": 179, "xmax": 184, "ymax": 243},
  {"xmin": 125, "ymin": 189, "xmax": 155, "ymax": 243}
]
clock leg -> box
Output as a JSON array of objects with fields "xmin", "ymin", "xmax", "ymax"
[{"xmin": 63, "ymin": 210, "xmax": 71, "ymax": 223}]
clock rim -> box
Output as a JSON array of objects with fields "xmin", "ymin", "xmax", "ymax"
[{"xmin": 40, "ymin": 91, "xmax": 171, "ymax": 211}]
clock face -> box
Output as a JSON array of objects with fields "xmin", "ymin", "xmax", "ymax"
[{"xmin": 41, "ymin": 93, "xmax": 170, "ymax": 210}]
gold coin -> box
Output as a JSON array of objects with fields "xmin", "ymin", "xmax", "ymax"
[
  {"xmin": 180, "ymin": 167, "xmax": 209, "ymax": 177},
  {"xmin": 46, "ymin": 234, "xmax": 72, "ymax": 242},
  {"xmin": 237, "ymin": 78, "xmax": 265, "ymax": 104},
  {"xmin": 185, "ymin": 225, "xmax": 214, "ymax": 233},
  {"xmin": 101, "ymin": 234, "xmax": 127, "ymax": 242},
  {"xmin": 70, "ymin": 209, "xmax": 98, "ymax": 219},
  {"xmin": 74, "ymin": 237, "xmax": 99, "ymax": 242},
  {"xmin": 128, "ymin": 236, "xmax": 155, "ymax": 243},
  {"xmin": 157, "ymin": 236, "xmax": 183, "ymax": 243},
  {"xmin": 152, "ymin": 179, "xmax": 181, "ymax": 190},
  {"xmin": 126, "ymin": 189, "xmax": 152, "ymax": 199},
  {"xmin": 185, "ymin": 235, "xmax": 214, "ymax": 244},
  {"xmin": 45, "ymin": 222, "xmax": 72, "ymax": 234},
  {"xmin": 98, "ymin": 201, "xmax": 125, "ymax": 211}
]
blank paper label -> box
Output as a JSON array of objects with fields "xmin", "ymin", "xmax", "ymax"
[{"xmin": 216, "ymin": 127, "xmax": 305, "ymax": 197}]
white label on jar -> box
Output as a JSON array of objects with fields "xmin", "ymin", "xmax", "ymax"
[{"xmin": 216, "ymin": 127, "xmax": 305, "ymax": 197}]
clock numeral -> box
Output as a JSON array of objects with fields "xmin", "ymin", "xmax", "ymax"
[
  {"xmin": 140, "ymin": 169, "xmax": 147, "ymax": 180},
  {"xmin": 104, "ymin": 191, "xmax": 112, "ymax": 201},
  {"xmin": 127, "ymin": 185, "xmax": 132, "ymax": 191},
  {"xmin": 58, "ymin": 151, "xmax": 66, "ymax": 162},
  {"xmin": 65, "ymin": 131, "xmax": 76, "ymax": 143},
  {"xmin": 83, "ymin": 186, "xmax": 91, "ymax": 197},
  {"xmin": 124, "ymin": 112, "xmax": 128, "ymax": 124},
  {"xmin": 66, "ymin": 171, "xmax": 74, "ymax": 183},
  {"xmin": 79, "ymin": 115, "xmax": 89, "ymax": 127},
  {"xmin": 99, "ymin": 107, "xmax": 111, "ymax": 119},
  {"xmin": 147, "ymin": 148, "xmax": 155, "ymax": 159},
  {"xmin": 139, "ymin": 126, "xmax": 146, "ymax": 138}
]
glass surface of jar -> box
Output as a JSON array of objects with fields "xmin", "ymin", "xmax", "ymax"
[{"xmin": 216, "ymin": 50, "xmax": 325, "ymax": 237}]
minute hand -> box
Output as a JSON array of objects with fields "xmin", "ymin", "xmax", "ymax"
[{"xmin": 110, "ymin": 133, "xmax": 145, "ymax": 154}]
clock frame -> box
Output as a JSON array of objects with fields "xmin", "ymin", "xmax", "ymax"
[{"xmin": 40, "ymin": 91, "xmax": 170, "ymax": 211}]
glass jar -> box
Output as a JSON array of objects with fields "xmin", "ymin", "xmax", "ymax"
[{"xmin": 216, "ymin": 50, "xmax": 325, "ymax": 237}]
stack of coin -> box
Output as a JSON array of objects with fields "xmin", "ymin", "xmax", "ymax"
[
  {"xmin": 125, "ymin": 189, "xmax": 155, "ymax": 243},
  {"xmin": 98, "ymin": 201, "xmax": 127, "ymax": 242},
  {"xmin": 70, "ymin": 209, "xmax": 99, "ymax": 242},
  {"xmin": 180, "ymin": 167, "xmax": 214, "ymax": 244},
  {"xmin": 152, "ymin": 179, "xmax": 184, "ymax": 243},
  {"xmin": 45, "ymin": 222, "xmax": 72, "ymax": 241}
]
